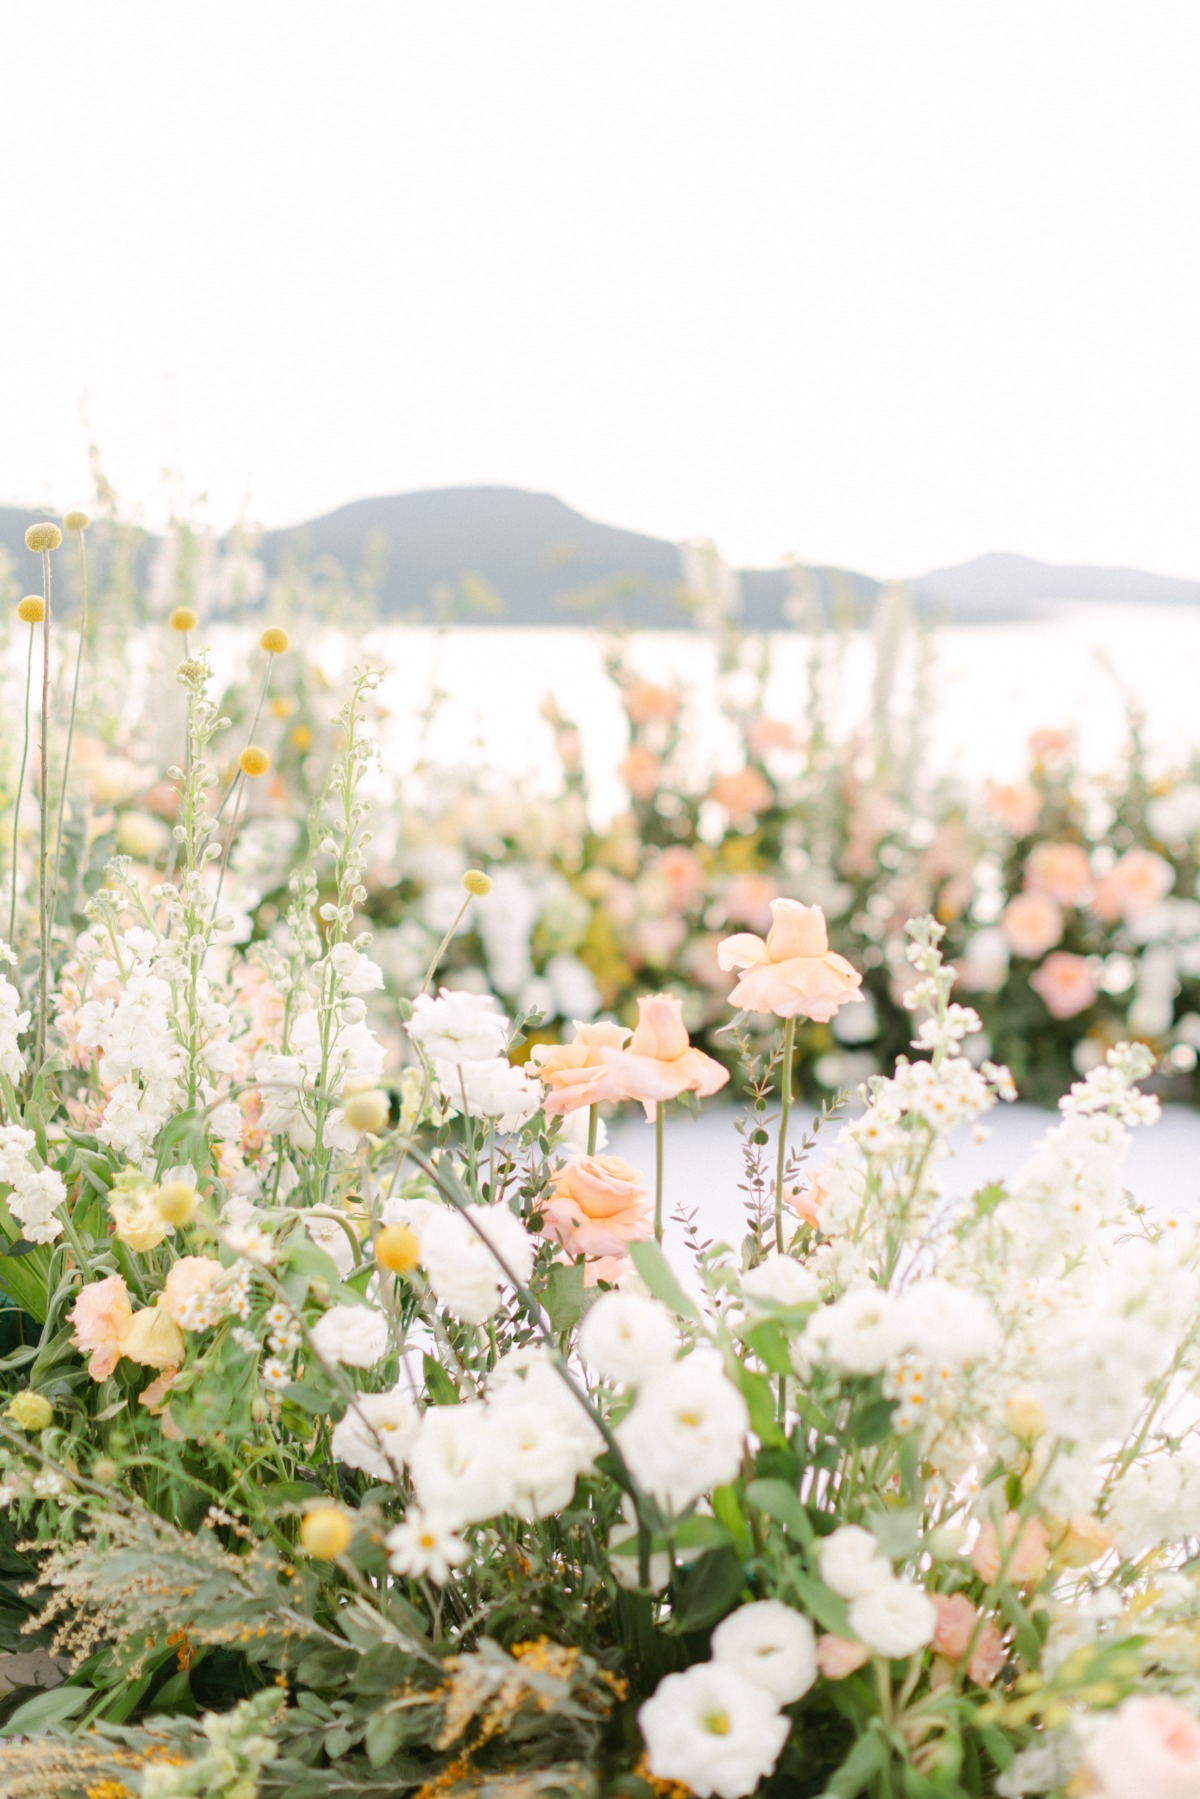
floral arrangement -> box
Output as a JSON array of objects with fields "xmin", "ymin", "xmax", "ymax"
[{"xmin": 0, "ymin": 517, "xmax": 1197, "ymax": 1797}]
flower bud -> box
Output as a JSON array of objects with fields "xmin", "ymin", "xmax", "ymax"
[
  {"xmin": 239, "ymin": 746, "xmax": 270, "ymax": 777},
  {"xmin": 259, "ymin": 626, "xmax": 289, "ymax": 654},
  {"xmin": 63, "ymin": 510, "xmax": 90, "ymax": 532},
  {"xmin": 1004, "ymin": 1392, "xmax": 1046, "ymax": 1441},
  {"xmin": 169, "ymin": 606, "xmax": 198, "ymax": 632},
  {"xmin": 17, "ymin": 596, "xmax": 44, "ymax": 624}
]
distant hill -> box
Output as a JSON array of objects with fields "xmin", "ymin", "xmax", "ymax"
[{"xmin": 1, "ymin": 488, "xmax": 1196, "ymax": 626}]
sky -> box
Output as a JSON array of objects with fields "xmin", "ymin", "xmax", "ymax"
[{"xmin": 2, "ymin": 2, "xmax": 1198, "ymax": 580}]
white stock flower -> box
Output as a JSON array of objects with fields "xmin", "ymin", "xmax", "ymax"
[
  {"xmin": 577, "ymin": 1292, "xmax": 678, "ymax": 1386},
  {"xmin": 817, "ymin": 1525, "xmax": 892, "ymax": 1600},
  {"xmin": 434, "ymin": 1056, "xmax": 542, "ymax": 1131},
  {"xmin": 422, "ymin": 1203, "xmax": 536, "ymax": 1325},
  {"xmin": 617, "ymin": 1356, "xmax": 749, "ymax": 1512},
  {"xmin": 740, "ymin": 1254, "xmax": 819, "ymax": 1311},
  {"xmin": 710, "ymin": 1600, "xmax": 817, "ymax": 1705},
  {"xmin": 0, "ymin": 1126, "xmax": 66, "ymax": 1244},
  {"xmin": 406, "ymin": 989, "xmax": 509, "ymax": 1063},
  {"xmin": 0, "ymin": 967, "xmax": 28, "ymax": 1083},
  {"xmin": 385, "ymin": 1508, "xmax": 469, "ymax": 1584},
  {"xmin": 331, "ymin": 1386, "xmax": 420, "ymax": 1481},
  {"xmin": 848, "ymin": 1578, "xmax": 937, "ymax": 1659},
  {"xmin": 309, "ymin": 1303, "xmax": 389, "ymax": 1369},
  {"xmin": 638, "ymin": 1663, "xmax": 789, "ymax": 1799}
]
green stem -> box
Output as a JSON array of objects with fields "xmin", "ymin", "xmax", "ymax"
[
  {"xmin": 654, "ymin": 1101, "xmax": 665, "ymax": 1243},
  {"xmin": 8, "ymin": 625, "xmax": 35, "ymax": 950},
  {"xmin": 775, "ymin": 1015, "xmax": 796, "ymax": 1253},
  {"xmin": 50, "ymin": 529, "xmax": 88, "ymax": 941},
  {"xmin": 586, "ymin": 1103, "xmax": 598, "ymax": 1156},
  {"xmin": 36, "ymin": 548, "xmax": 51, "ymax": 1069}
]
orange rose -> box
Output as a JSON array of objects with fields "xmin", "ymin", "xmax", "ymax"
[
  {"xmin": 717, "ymin": 899, "xmax": 864, "ymax": 1022},
  {"xmin": 931, "ymin": 1594, "xmax": 1006, "ymax": 1685},
  {"xmin": 625, "ymin": 680, "xmax": 680, "ymax": 726},
  {"xmin": 163, "ymin": 1255, "xmax": 225, "ymax": 1327},
  {"xmin": 987, "ymin": 781, "xmax": 1042, "ymax": 839},
  {"xmin": 710, "ymin": 767, "xmax": 773, "ymax": 816},
  {"xmin": 530, "ymin": 1020, "xmax": 631, "ymax": 1116},
  {"xmin": 815, "ymin": 1634, "xmax": 870, "ymax": 1679},
  {"xmin": 600, "ymin": 993, "xmax": 730, "ymax": 1118},
  {"xmin": 1001, "ymin": 890, "xmax": 1063, "ymax": 959},
  {"xmin": 540, "ymin": 1154, "xmax": 653, "ymax": 1260}
]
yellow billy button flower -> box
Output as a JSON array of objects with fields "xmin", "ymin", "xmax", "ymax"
[
  {"xmin": 290, "ymin": 724, "xmax": 314, "ymax": 750},
  {"xmin": 239, "ymin": 745, "xmax": 270, "ymax": 777},
  {"xmin": 169, "ymin": 605, "xmax": 198, "ymax": 632},
  {"xmin": 63, "ymin": 510, "xmax": 90, "ymax": 532},
  {"xmin": 375, "ymin": 1223, "xmax": 420, "ymax": 1275},
  {"xmin": 16, "ymin": 596, "xmax": 44, "ymax": 624},
  {"xmin": 24, "ymin": 522, "xmax": 62, "ymax": 553},
  {"xmin": 154, "ymin": 1180, "xmax": 198, "ymax": 1227},
  {"xmin": 299, "ymin": 1505, "xmax": 353, "ymax": 1559},
  {"xmin": 342, "ymin": 1089, "xmax": 390, "ymax": 1134},
  {"xmin": 259, "ymin": 626, "xmax": 290, "ymax": 654},
  {"xmin": 462, "ymin": 868, "xmax": 492, "ymax": 896},
  {"xmin": 7, "ymin": 1390, "xmax": 53, "ymax": 1431}
]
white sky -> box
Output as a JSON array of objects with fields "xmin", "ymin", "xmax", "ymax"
[{"xmin": 2, "ymin": 3, "xmax": 1198, "ymax": 579}]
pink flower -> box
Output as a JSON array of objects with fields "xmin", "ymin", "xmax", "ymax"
[
  {"xmin": 710, "ymin": 767, "xmax": 773, "ymax": 816},
  {"xmin": 1030, "ymin": 951, "xmax": 1097, "ymax": 1020},
  {"xmin": 745, "ymin": 716, "xmax": 796, "ymax": 756},
  {"xmin": 787, "ymin": 1168, "xmax": 828, "ymax": 1229},
  {"xmin": 649, "ymin": 846, "xmax": 707, "ymax": 911},
  {"xmin": 815, "ymin": 1634, "xmax": 870, "ymax": 1680},
  {"xmin": 987, "ymin": 781, "xmax": 1042, "ymax": 839},
  {"xmin": 1083, "ymin": 1696, "xmax": 1200, "ymax": 1799},
  {"xmin": 1001, "ymin": 890, "xmax": 1063, "ymax": 960},
  {"xmin": 625, "ymin": 680, "xmax": 680, "ymax": 726},
  {"xmin": 717, "ymin": 899, "xmax": 864, "ymax": 1022},
  {"xmin": 724, "ymin": 872, "xmax": 777, "ymax": 934},
  {"xmin": 1024, "ymin": 841, "xmax": 1092, "ymax": 907},
  {"xmin": 530, "ymin": 1021, "xmax": 631, "ymax": 1116},
  {"xmin": 619, "ymin": 745, "xmax": 661, "ymax": 801},
  {"xmin": 600, "ymin": 993, "xmax": 730, "ymax": 1118},
  {"xmin": 1092, "ymin": 847, "xmax": 1175, "ymax": 923},
  {"xmin": 70, "ymin": 1273, "xmax": 134, "ymax": 1381},
  {"xmin": 969, "ymin": 1512, "xmax": 1050, "ymax": 1585},
  {"xmin": 540, "ymin": 1155, "xmax": 653, "ymax": 1260},
  {"xmin": 1029, "ymin": 727, "xmax": 1071, "ymax": 759},
  {"xmin": 931, "ymin": 1594, "xmax": 1006, "ymax": 1686}
]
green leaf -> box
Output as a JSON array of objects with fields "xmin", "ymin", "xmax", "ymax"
[
  {"xmin": 0, "ymin": 1682, "xmax": 92, "ymax": 1734},
  {"xmin": 741, "ymin": 1320, "xmax": 794, "ymax": 1375},
  {"xmin": 544, "ymin": 1261, "xmax": 586, "ymax": 1335},
  {"xmin": 423, "ymin": 1353, "xmax": 459, "ymax": 1406},
  {"xmin": 356, "ymin": 1643, "xmax": 417, "ymax": 1693},
  {"xmin": 783, "ymin": 1569, "xmax": 851, "ymax": 1636},
  {"xmin": 671, "ymin": 1514, "xmax": 736, "ymax": 1553},
  {"xmin": 825, "ymin": 1728, "xmax": 885, "ymax": 1797},
  {"xmin": 733, "ymin": 1361, "xmax": 786, "ymax": 1449},
  {"xmin": 996, "ymin": 1581, "xmax": 1043, "ymax": 1667},
  {"xmin": 365, "ymin": 1703, "xmax": 412, "ymax": 1767},
  {"xmin": 709, "ymin": 1483, "xmax": 749, "ymax": 1548},
  {"xmin": 629, "ymin": 1241, "xmax": 699, "ymax": 1321},
  {"xmin": 865, "ymin": 1505, "xmax": 923, "ymax": 1561},
  {"xmin": 672, "ymin": 1546, "xmax": 745, "ymax": 1632},
  {"xmin": 846, "ymin": 1394, "xmax": 895, "ymax": 1447},
  {"xmin": 746, "ymin": 1477, "xmax": 814, "ymax": 1546}
]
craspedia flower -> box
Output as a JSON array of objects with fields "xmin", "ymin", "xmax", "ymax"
[
  {"xmin": 299, "ymin": 1505, "xmax": 353, "ymax": 1559},
  {"xmin": 259, "ymin": 626, "xmax": 289, "ymax": 654},
  {"xmin": 375, "ymin": 1224, "xmax": 420, "ymax": 1275},
  {"xmin": 239, "ymin": 745, "xmax": 271, "ymax": 778},
  {"xmin": 462, "ymin": 869, "xmax": 492, "ymax": 897},
  {"xmin": 63, "ymin": 509, "xmax": 90, "ymax": 532},
  {"xmin": 16, "ymin": 596, "xmax": 44, "ymax": 624},
  {"xmin": 290, "ymin": 724, "xmax": 314, "ymax": 751},
  {"xmin": 169, "ymin": 605, "xmax": 198, "ymax": 632},
  {"xmin": 24, "ymin": 522, "xmax": 62, "ymax": 553},
  {"xmin": 342, "ymin": 1089, "xmax": 390, "ymax": 1134}
]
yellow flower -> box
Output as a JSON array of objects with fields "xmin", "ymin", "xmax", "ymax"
[
  {"xmin": 16, "ymin": 595, "xmax": 44, "ymax": 624},
  {"xmin": 259, "ymin": 626, "xmax": 289, "ymax": 654},
  {"xmin": 154, "ymin": 1180, "xmax": 198, "ymax": 1227},
  {"xmin": 462, "ymin": 869, "xmax": 492, "ymax": 896},
  {"xmin": 299, "ymin": 1505, "xmax": 353, "ymax": 1559},
  {"xmin": 290, "ymin": 724, "xmax": 314, "ymax": 751},
  {"xmin": 24, "ymin": 522, "xmax": 62, "ymax": 552},
  {"xmin": 342, "ymin": 1089, "xmax": 390, "ymax": 1134},
  {"xmin": 270, "ymin": 694, "xmax": 296, "ymax": 719},
  {"xmin": 109, "ymin": 1168, "xmax": 170, "ymax": 1252},
  {"xmin": 239, "ymin": 745, "xmax": 270, "ymax": 777},
  {"xmin": 169, "ymin": 605, "xmax": 198, "ymax": 632},
  {"xmin": 121, "ymin": 1299, "xmax": 185, "ymax": 1370},
  {"xmin": 7, "ymin": 1391, "xmax": 53, "ymax": 1431},
  {"xmin": 375, "ymin": 1224, "xmax": 420, "ymax": 1275},
  {"xmin": 63, "ymin": 510, "xmax": 90, "ymax": 532}
]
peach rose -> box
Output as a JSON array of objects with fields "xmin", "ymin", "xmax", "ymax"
[
  {"xmin": 619, "ymin": 745, "xmax": 661, "ymax": 801},
  {"xmin": 1001, "ymin": 890, "xmax": 1063, "ymax": 959},
  {"xmin": 1083, "ymin": 1696, "xmax": 1200, "ymax": 1799},
  {"xmin": 650, "ymin": 846, "xmax": 707, "ymax": 911},
  {"xmin": 1030, "ymin": 951, "xmax": 1097, "ymax": 1020},
  {"xmin": 1028, "ymin": 727, "xmax": 1071, "ymax": 759},
  {"xmin": 163, "ymin": 1255, "xmax": 225, "ymax": 1327},
  {"xmin": 1054, "ymin": 1513, "xmax": 1113, "ymax": 1569},
  {"xmin": 745, "ymin": 717, "xmax": 796, "ymax": 756},
  {"xmin": 540, "ymin": 1154, "xmax": 653, "ymax": 1260},
  {"xmin": 70, "ymin": 1273, "xmax": 134, "ymax": 1381},
  {"xmin": 710, "ymin": 767, "xmax": 773, "ymax": 816},
  {"xmin": 969, "ymin": 1512, "xmax": 1050, "ymax": 1585},
  {"xmin": 122, "ymin": 1297, "xmax": 186, "ymax": 1371},
  {"xmin": 530, "ymin": 1021, "xmax": 631, "ymax": 1116},
  {"xmin": 815, "ymin": 1634, "xmax": 870, "ymax": 1680},
  {"xmin": 717, "ymin": 899, "xmax": 864, "ymax": 1022},
  {"xmin": 600, "ymin": 993, "xmax": 730, "ymax": 1118},
  {"xmin": 987, "ymin": 781, "xmax": 1042, "ymax": 839},
  {"xmin": 931, "ymin": 1594, "xmax": 1006, "ymax": 1686},
  {"xmin": 1024, "ymin": 841, "xmax": 1092, "ymax": 907},
  {"xmin": 787, "ymin": 1168, "xmax": 828, "ymax": 1228},
  {"xmin": 1092, "ymin": 847, "xmax": 1175, "ymax": 923},
  {"xmin": 625, "ymin": 680, "xmax": 680, "ymax": 726}
]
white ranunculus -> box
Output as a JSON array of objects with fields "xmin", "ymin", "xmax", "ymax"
[
  {"xmin": 740, "ymin": 1253, "xmax": 819, "ymax": 1312},
  {"xmin": 710, "ymin": 1600, "xmax": 817, "ymax": 1705},
  {"xmin": 406, "ymin": 988, "xmax": 509, "ymax": 1063},
  {"xmin": 331, "ymin": 1386, "xmax": 420, "ymax": 1480},
  {"xmin": 801, "ymin": 1285, "xmax": 905, "ymax": 1376},
  {"xmin": 577, "ymin": 1292, "xmax": 679, "ymax": 1386},
  {"xmin": 309, "ymin": 1303, "xmax": 389, "ymax": 1369},
  {"xmin": 817, "ymin": 1525, "xmax": 893, "ymax": 1601},
  {"xmin": 848, "ymin": 1577, "xmax": 937, "ymax": 1658},
  {"xmin": 434, "ymin": 1055, "xmax": 542, "ymax": 1131},
  {"xmin": 617, "ymin": 1356, "xmax": 749, "ymax": 1512},
  {"xmin": 638, "ymin": 1663, "xmax": 789, "ymax": 1798},
  {"xmin": 422, "ymin": 1203, "xmax": 536, "ymax": 1325}
]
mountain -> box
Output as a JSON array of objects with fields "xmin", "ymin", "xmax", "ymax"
[{"xmin": 1, "ymin": 489, "xmax": 1196, "ymax": 626}]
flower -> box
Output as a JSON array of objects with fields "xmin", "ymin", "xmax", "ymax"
[
  {"xmin": 1001, "ymin": 890, "xmax": 1064, "ymax": 959},
  {"xmin": 462, "ymin": 868, "xmax": 492, "ymax": 896},
  {"xmin": 259, "ymin": 627, "xmax": 289, "ymax": 654},
  {"xmin": 931, "ymin": 1594, "xmax": 1006, "ymax": 1685},
  {"xmin": 740, "ymin": 1253, "xmax": 819, "ymax": 1311},
  {"xmin": 617, "ymin": 1356, "xmax": 749, "ymax": 1511},
  {"xmin": 1030, "ymin": 951, "xmax": 1097, "ymax": 1019},
  {"xmin": 638, "ymin": 1663, "xmax": 789, "ymax": 1799},
  {"xmin": 710, "ymin": 1600, "xmax": 817, "ymax": 1705},
  {"xmin": 163, "ymin": 1256, "xmax": 224, "ymax": 1327},
  {"xmin": 71, "ymin": 1273, "xmax": 134, "ymax": 1380},
  {"xmin": 435, "ymin": 1056, "xmax": 542, "ymax": 1131},
  {"xmin": 818, "ymin": 1525, "xmax": 893, "ymax": 1600},
  {"xmin": 600, "ymin": 993, "xmax": 729, "ymax": 1118},
  {"xmin": 239, "ymin": 746, "xmax": 270, "ymax": 777},
  {"xmin": 577, "ymin": 1291, "xmax": 678, "ymax": 1385},
  {"xmin": 341, "ymin": 1089, "xmax": 390, "ymax": 1133},
  {"xmin": 848, "ymin": 1578, "xmax": 937, "ymax": 1658},
  {"xmin": 1092, "ymin": 847, "xmax": 1175, "ymax": 922},
  {"xmin": 299, "ymin": 1505, "xmax": 353, "ymax": 1559},
  {"xmin": 63, "ymin": 510, "xmax": 89, "ymax": 531},
  {"xmin": 108, "ymin": 1170, "xmax": 171, "ymax": 1253},
  {"xmin": 422, "ymin": 1203, "xmax": 536, "ymax": 1325},
  {"xmin": 717, "ymin": 900, "xmax": 864, "ymax": 1022},
  {"xmin": 168, "ymin": 605, "xmax": 198, "ymax": 632},
  {"xmin": 625, "ymin": 680, "xmax": 679, "ymax": 725},
  {"xmin": 16, "ymin": 595, "xmax": 43, "ymax": 624},
  {"xmin": 710, "ymin": 768, "xmax": 773, "ymax": 816},
  {"xmin": 385, "ymin": 1508, "xmax": 469, "ymax": 1584},
  {"xmin": 529, "ymin": 1020, "xmax": 631, "ymax": 1115},
  {"xmin": 1082, "ymin": 1696, "xmax": 1200, "ymax": 1799},
  {"xmin": 24, "ymin": 522, "xmax": 62, "ymax": 552},
  {"xmin": 815, "ymin": 1634, "xmax": 871, "ymax": 1679},
  {"xmin": 987, "ymin": 781, "xmax": 1042, "ymax": 837},
  {"xmin": 122, "ymin": 1298, "xmax": 186, "ymax": 1371},
  {"xmin": 6, "ymin": 1391, "xmax": 52, "ymax": 1431},
  {"xmin": 375, "ymin": 1223, "xmax": 420, "ymax": 1274},
  {"xmin": 619, "ymin": 744, "xmax": 661, "ymax": 799},
  {"xmin": 310, "ymin": 1303, "xmax": 389, "ymax": 1368},
  {"xmin": 539, "ymin": 1155, "xmax": 653, "ymax": 1260},
  {"xmin": 331, "ymin": 1386, "xmax": 420, "ymax": 1480},
  {"xmin": 1024, "ymin": 841, "xmax": 1092, "ymax": 906},
  {"xmin": 406, "ymin": 989, "xmax": 509, "ymax": 1063},
  {"xmin": 409, "ymin": 1401, "xmax": 513, "ymax": 1527},
  {"xmin": 802, "ymin": 1286, "xmax": 905, "ymax": 1376},
  {"xmin": 154, "ymin": 1179, "xmax": 198, "ymax": 1227},
  {"xmin": 969, "ymin": 1512, "xmax": 1050, "ymax": 1584}
]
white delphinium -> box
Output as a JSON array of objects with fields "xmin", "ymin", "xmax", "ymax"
[
  {"xmin": 818, "ymin": 1525, "xmax": 893, "ymax": 1600},
  {"xmin": 421, "ymin": 1203, "xmax": 536, "ymax": 1325},
  {"xmin": 76, "ymin": 933, "xmax": 187, "ymax": 1162},
  {"xmin": 0, "ymin": 1126, "xmax": 66, "ymax": 1244},
  {"xmin": 638, "ymin": 1662, "xmax": 789, "ymax": 1799},
  {"xmin": 309, "ymin": 1303, "xmax": 389, "ymax": 1369},
  {"xmin": 892, "ymin": 1277, "xmax": 1002, "ymax": 1364},
  {"xmin": 617, "ymin": 1355, "xmax": 749, "ymax": 1512},
  {"xmin": 577, "ymin": 1292, "xmax": 679, "ymax": 1386},
  {"xmin": 328, "ymin": 941, "xmax": 384, "ymax": 995},
  {"xmin": 385, "ymin": 1508, "xmax": 469, "ymax": 1585},
  {"xmin": 331, "ymin": 1386, "xmax": 420, "ymax": 1480},
  {"xmin": 848, "ymin": 1577, "xmax": 937, "ymax": 1659},
  {"xmin": 406, "ymin": 989, "xmax": 509, "ymax": 1063},
  {"xmin": 710, "ymin": 1600, "xmax": 817, "ymax": 1705}
]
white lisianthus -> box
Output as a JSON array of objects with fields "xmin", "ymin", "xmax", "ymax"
[
  {"xmin": 409, "ymin": 1401, "xmax": 515, "ymax": 1527},
  {"xmin": 617, "ymin": 1356, "xmax": 749, "ymax": 1512},
  {"xmin": 331, "ymin": 1386, "xmax": 420, "ymax": 1480},
  {"xmin": 309, "ymin": 1303, "xmax": 389, "ymax": 1369},
  {"xmin": 487, "ymin": 1397, "xmax": 590, "ymax": 1519},
  {"xmin": 577, "ymin": 1292, "xmax": 678, "ymax": 1386},
  {"xmin": 638, "ymin": 1663, "xmax": 789, "ymax": 1798},
  {"xmin": 848, "ymin": 1577, "xmax": 937, "ymax": 1658},
  {"xmin": 422, "ymin": 1203, "xmax": 536, "ymax": 1325},
  {"xmin": 801, "ymin": 1285, "xmax": 905, "ymax": 1376},
  {"xmin": 406, "ymin": 989, "xmax": 509, "ymax": 1063},
  {"xmin": 818, "ymin": 1525, "xmax": 893, "ymax": 1600},
  {"xmin": 385, "ymin": 1508, "xmax": 469, "ymax": 1585},
  {"xmin": 710, "ymin": 1600, "xmax": 817, "ymax": 1705},
  {"xmin": 434, "ymin": 1056, "xmax": 542, "ymax": 1131},
  {"xmin": 740, "ymin": 1254, "xmax": 819, "ymax": 1311}
]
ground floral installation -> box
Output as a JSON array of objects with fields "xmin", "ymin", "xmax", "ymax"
[{"xmin": 2, "ymin": 522, "xmax": 1200, "ymax": 1799}]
